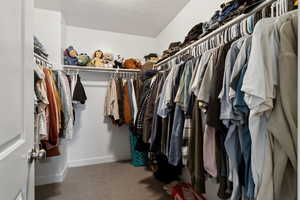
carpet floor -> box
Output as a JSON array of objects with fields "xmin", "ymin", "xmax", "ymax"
[{"xmin": 36, "ymin": 161, "xmax": 171, "ymax": 200}]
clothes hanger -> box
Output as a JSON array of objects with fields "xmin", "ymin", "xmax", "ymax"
[
  {"xmin": 271, "ymin": 2, "xmax": 276, "ymax": 17},
  {"xmin": 199, "ymin": 43, "xmax": 203, "ymax": 54},
  {"xmin": 220, "ymin": 31, "xmax": 224, "ymax": 45},
  {"xmin": 278, "ymin": 0, "xmax": 282, "ymax": 16},
  {"xmin": 282, "ymin": 0, "xmax": 286, "ymax": 14},
  {"xmin": 215, "ymin": 33, "xmax": 219, "ymax": 47},
  {"xmin": 214, "ymin": 36, "xmax": 218, "ymax": 48},
  {"xmin": 276, "ymin": 0, "xmax": 279, "ymax": 16},
  {"xmin": 212, "ymin": 36, "xmax": 216, "ymax": 49},
  {"xmin": 244, "ymin": 19, "xmax": 248, "ymax": 36},
  {"xmin": 262, "ymin": 6, "xmax": 266, "ymax": 18},
  {"xmin": 225, "ymin": 27, "xmax": 229, "ymax": 44},
  {"xmin": 246, "ymin": 17, "xmax": 251, "ymax": 35},
  {"xmin": 127, "ymin": 72, "xmax": 130, "ymax": 80},
  {"xmin": 207, "ymin": 39, "xmax": 210, "ymax": 51},
  {"xmin": 240, "ymin": 21, "xmax": 243, "ymax": 37},
  {"xmin": 234, "ymin": 23, "xmax": 239, "ymax": 39},
  {"xmin": 232, "ymin": 24, "xmax": 236, "ymax": 39},
  {"xmin": 229, "ymin": 26, "xmax": 232, "ymax": 42},
  {"xmin": 281, "ymin": 0, "xmax": 286, "ymax": 15},
  {"xmin": 216, "ymin": 33, "xmax": 220, "ymax": 47},
  {"xmin": 191, "ymin": 46, "xmax": 195, "ymax": 57},
  {"xmin": 240, "ymin": 20, "xmax": 244, "ymax": 37},
  {"xmin": 207, "ymin": 39, "xmax": 211, "ymax": 51},
  {"xmin": 282, "ymin": 0, "xmax": 288, "ymax": 15},
  {"xmin": 225, "ymin": 27, "xmax": 229, "ymax": 43},
  {"xmin": 231, "ymin": 25, "xmax": 234, "ymax": 40},
  {"xmin": 199, "ymin": 43, "xmax": 203, "ymax": 56},
  {"xmin": 243, "ymin": 19, "xmax": 247, "ymax": 36},
  {"xmin": 194, "ymin": 45, "xmax": 198, "ymax": 58},
  {"xmin": 134, "ymin": 72, "xmax": 138, "ymax": 80},
  {"xmin": 202, "ymin": 41, "xmax": 205, "ymax": 52}
]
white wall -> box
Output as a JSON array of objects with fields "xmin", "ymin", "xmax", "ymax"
[
  {"xmin": 67, "ymin": 73, "xmax": 132, "ymax": 167},
  {"xmin": 156, "ymin": 0, "xmax": 224, "ymax": 54},
  {"xmin": 65, "ymin": 27, "xmax": 158, "ymax": 167},
  {"xmin": 65, "ymin": 26, "xmax": 158, "ymax": 61},
  {"xmin": 34, "ymin": 8, "xmax": 62, "ymax": 67},
  {"xmin": 61, "ymin": 15, "xmax": 67, "ymax": 65},
  {"xmin": 34, "ymin": 8, "xmax": 68, "ymax": 185}
]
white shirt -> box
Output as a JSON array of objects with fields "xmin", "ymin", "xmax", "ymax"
[{"xmin": 241, "ymin": 18, "xmax": 279, "ymax": 197}]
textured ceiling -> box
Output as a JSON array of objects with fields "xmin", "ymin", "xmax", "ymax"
[{"xmin": 35, "ymin": 0, "xmax": 190, "ymax": 37}]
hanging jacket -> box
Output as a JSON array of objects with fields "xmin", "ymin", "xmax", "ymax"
[
  {"xmin": 73, "ymin": 75, "xmax": 87, "ymax": 104},
  {"xmin": 42, "ymin": 68, "xmax": 61, "ymax": 157},
  {"xmin": 123, "ymin": 80, "xmax": 133, "ymax": 125}
]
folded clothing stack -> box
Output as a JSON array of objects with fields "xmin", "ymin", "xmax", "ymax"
[
  {"xmin": 34, "ymin": 36, "xmax": 48, "ymax": 59},
  {"xmin": 182, "ymin": 22, "xmax": 204, "ymax": 48},
  {"xmin": 158, "ymin": 42, "xmax": 182, "ymax": 63}
]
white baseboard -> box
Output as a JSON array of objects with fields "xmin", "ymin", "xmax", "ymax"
[
  {"xmin": 35, "ymin": 164, "xmax": 69, "ymax": 186},
  {"xmin": 35, "ymin": 155, "xmax": 130, "ymax": 186},
  {"xmin": 68, "ymin": 155, "xmax": 131, "ymax": 168}
]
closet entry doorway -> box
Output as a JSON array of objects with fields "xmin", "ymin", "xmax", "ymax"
[{"xmin": 0, "ymin": 0, "xmax": 35, "ymax": 200}]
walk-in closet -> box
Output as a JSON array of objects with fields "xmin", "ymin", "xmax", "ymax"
[{"xmin": 0, "ymin": 0, "xmax": 298, "ymax": 200}]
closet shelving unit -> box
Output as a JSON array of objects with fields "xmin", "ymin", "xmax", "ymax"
[
  {"xmin": 34, "ymin": 53, "xmax": 53, "ymax": 67},
  {"xmin": 155, "ymin": 0, "xmax": 279, "ymax": 67},
  {"xmin": 63, "ymin": 65, "xmax": 141, "ymax": 73}
]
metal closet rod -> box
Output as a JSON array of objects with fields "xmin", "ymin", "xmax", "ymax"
[
  {"xmin": 63, "ymin": 65, "xmax": 141, "ymax": 73},
  {"xmin": 155, "ymin": 0, "xmax": 277, "ymax": 67}
]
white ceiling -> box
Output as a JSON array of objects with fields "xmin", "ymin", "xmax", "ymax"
[{"xmin": 35, "ymin": 0, "xmax": 190, "ymax": 37}]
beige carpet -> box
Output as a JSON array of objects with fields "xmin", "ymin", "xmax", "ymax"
[{"xmin": 36, "ymin": 161, "xmax": 171, "ymax": 200}]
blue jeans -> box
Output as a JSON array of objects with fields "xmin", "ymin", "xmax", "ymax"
[{"xmin": 168, "ymin": 105, "xmax": 185, "ymax": 166}]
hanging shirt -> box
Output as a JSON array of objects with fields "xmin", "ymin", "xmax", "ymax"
[
  {"xmin": 130, "ymin": 79, "xmax": 138, "ymax": 124},
  {"xmin": 135, "ymin": 79, "xmax": 152, "ymax": 137},
  {"xmin": 174, "ymin": 58, "xmax": 194, "ymax": 112},
  {"xmin": 35, "ymin": 76, "xmax": 49, "ymax": 139},
  {"xmin": 104, "ymin": 80, "xmax": 120, "ymax": 121},
  {"xmin": 157, "ymin": 60, "xmax": 181, "ymax": 118},
  {"xmin": 123, "ymin": 80, "xmax": 133, "ymax": 125},
  {"xmin": 144, "ymin": 75, "xmax": 162, "ymax": 143},
  {"xmin": 230, "ymin": 36, "xmax": 254, "ymax": 200},
  {"xmin": 241, "ymin": 18, "xmax": 279, "ymax": 198},
  {"xmin": 56, "ymin": 71, "xmax": 74, "ymax": 139},
  {"xmin": 73, "ymin": 75, "xmax": 87, "ymax": 104},
  {"xmin": 189, "ymin": 51, "xmax": 212, "ymax": 97},
  {"xmin": 70, "ymin": 74, "xmax": 77, "ymax": 97},
  {"xmin": 42, "ymin": 68, "xmax": 61, "ymax": 157},
  {"xmin": 197, "ymin": 48, "xmax": 219, "ymax": 110},
  {"xmin": 258, "ymin": 11, "xmax": 298, "ymax": 200},
  {"xmin": 203, "ymin": 125, "xmax": 217, "ymax": 177},
  {"xmin": 218, "ymin": 38, "xmax": 245, "ymax": 200}
]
